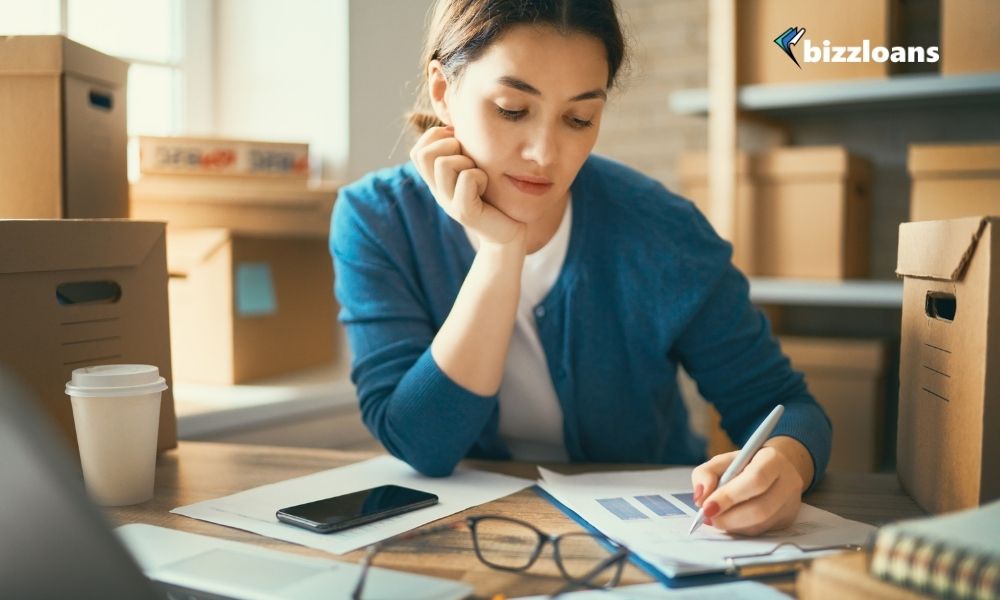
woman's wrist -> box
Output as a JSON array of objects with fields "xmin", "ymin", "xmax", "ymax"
[
  {"xmin": 475, "ymin": 225, "xmax": 528, "ymax": 266},
  {"xmin": 763, "ymin": 435, "xmax": 814, "ymax": 493}
]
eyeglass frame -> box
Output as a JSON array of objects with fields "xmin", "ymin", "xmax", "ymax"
[{"xmin": 350, "ymin": 514, "xmax": 632, "ymax": 600}]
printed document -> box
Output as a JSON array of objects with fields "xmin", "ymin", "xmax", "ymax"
[
  {"xmin": 537, "ymin": 466, "xmax": 874, "ymax": 578},
  {"xmin": 173, "ymin": 455, "xmax": 533, "ymax": 554}
]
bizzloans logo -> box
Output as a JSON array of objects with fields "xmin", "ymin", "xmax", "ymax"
[{"xmin": 773, "ymin": 26, "xmax": 939, "ymax": 68}]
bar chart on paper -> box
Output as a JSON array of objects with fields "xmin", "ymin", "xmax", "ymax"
[
  {"xmin": 538, "ymin": 466, "xmax": 876, "ymax": 578},
  {"xmin": 597, "ymin": 494, "xmax": 698, "ymax": 521}
]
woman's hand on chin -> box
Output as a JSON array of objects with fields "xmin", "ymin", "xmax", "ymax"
[{"xmin": 411, "ymin": 125, "xmax": 525, "ymax": 248}]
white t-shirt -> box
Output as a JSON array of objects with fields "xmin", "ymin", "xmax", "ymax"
[{"xmin": 465, "ymin": 199, "xmax": 572, "ymax": 462}]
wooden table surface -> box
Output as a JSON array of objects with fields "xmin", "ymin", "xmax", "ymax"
[{"xmin": 105, "ymin": 442, "xmax": 926, "ymax": 599}]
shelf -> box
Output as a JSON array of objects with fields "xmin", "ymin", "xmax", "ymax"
[
  {"xmin": 749, "ymin": 278, "xmax": 903, "ymax": 308},
  {"xmin": 174, "ymin": 361, "xmax": 357, "ymax": 438},
  {"xmin": 669, "ymin": 72, "xmax": 1000, "ymax": 115}
]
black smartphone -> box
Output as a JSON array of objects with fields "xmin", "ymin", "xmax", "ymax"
[{"xmin": 275, "ymin": 485, "xmax": 439, "ymax": 533}]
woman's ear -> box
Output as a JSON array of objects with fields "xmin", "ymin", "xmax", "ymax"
[{"xmin": 427, "ymin": 59, "xmax": 452, "ymax": 126}]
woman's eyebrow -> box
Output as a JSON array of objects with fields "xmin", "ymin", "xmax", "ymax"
[{"xmin": 497, "ymin": 75, "xmax": 607, "ymax": 101}]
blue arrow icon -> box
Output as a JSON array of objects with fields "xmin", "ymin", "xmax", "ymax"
[{"xmin": 774, "ymin": 26, "xmax": 806, "ymax": 68}]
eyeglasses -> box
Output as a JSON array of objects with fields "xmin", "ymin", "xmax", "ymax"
[{"xmin": 351, "ymin": 515, "xmax": 631, "ymax": 599}]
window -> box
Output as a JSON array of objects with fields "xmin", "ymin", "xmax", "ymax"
[{"xmin": 0, "ymin": 0, "xmax": 211, "ymax": 136}]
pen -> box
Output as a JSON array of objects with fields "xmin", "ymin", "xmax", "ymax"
[{"xmin": 688, "ymin": 404, "xmax": 784, "ymax": 535}]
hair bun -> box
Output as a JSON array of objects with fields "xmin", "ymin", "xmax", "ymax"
[{"xmin": 407, "ymin": 111, "xmax": 446, "ymax": 134}]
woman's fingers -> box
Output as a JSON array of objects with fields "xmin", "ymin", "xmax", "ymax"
[
  {"xmin": 434, "ymin": 154, "xmax": 477, "ymax": 205},
  {"xmin": 710, "ymin": 482, "xmax": 798, "ymax": 536},
  {"xmin": 411, "ymin": 128, "xmax": 460, "ymax": 188},
  {"xmin": 691, "ymin": 450, "xmax": 738, "ymax": 506},
  {"xmin": 453, "ymin": 168, "xmax": 488, "ymax": 222},
  {"xmin": 701, "ymin": 450, "xmax": 781, "ymax": 518},
  {"xmin": 408, "ymin": 125, "xmax": 522, "ymax": 246}
]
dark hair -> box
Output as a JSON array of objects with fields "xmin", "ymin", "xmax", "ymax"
[{"xmin": 407, "ymin": 0, "xmax": 630, "ymax": 133}]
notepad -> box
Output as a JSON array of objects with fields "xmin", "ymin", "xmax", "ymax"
[{"xmin": 870, "ymin": 499, "xmax": 1000, "ymax": 598}]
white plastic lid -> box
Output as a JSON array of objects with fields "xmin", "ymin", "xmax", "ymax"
[{"xmin": 65, "ymin": 364, "xmax": 168, "ymax": 398}]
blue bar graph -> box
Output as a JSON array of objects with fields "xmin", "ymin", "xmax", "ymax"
[
  {"xmin": 596, "ymin": 497, "xmax": 648, "ymax": 520},
  {"xmin": 634, "ymin": 494, "xmax": 685, "ymax": 516},
  {"xmin": 672, "ymin": 492, "xmax": 699, "ymax": 512}
]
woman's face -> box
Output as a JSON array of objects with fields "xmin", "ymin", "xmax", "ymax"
[{"xmin": 432, "ymin": 25, "xmax": 609, "ymax": 224}]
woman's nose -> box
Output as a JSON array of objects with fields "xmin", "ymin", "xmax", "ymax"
[{"xmin": 521, "ymin": 125, "xmax": 558, "ymax": 167}]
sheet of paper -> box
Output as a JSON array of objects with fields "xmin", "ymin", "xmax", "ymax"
[
  {"xmin": 172, "ymin": 455, "xmax": 533, "ymax": 554},
  {"xmin": 537, "ymin": 466, "xmax": 874, "ymax": 578},
  {"xmin": 513, "ymin": 581, "xmax": 790, "ymax": 599}
]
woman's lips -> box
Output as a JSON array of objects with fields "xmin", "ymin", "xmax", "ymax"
[{"xmin": 505, "ymin": 174, "xmax": 553, "ymax": 195}]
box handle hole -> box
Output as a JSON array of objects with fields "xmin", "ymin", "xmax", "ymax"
[
  {"xmin": 57, "ymin": 281, "xmax": 122, "ymax": 305},
  {"xmin": 88, "ymin": 90, "xmax": 113, "ymax": 111},
  {"xmin": 925, "ymin": 292, "xmax": 956, "ymax": 322}
]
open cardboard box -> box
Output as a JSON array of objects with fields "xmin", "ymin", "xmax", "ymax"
[
  {"xmin": 896, "ymin": 216, "xmax": 999, "ymax": 513},
  {"xmin": 167, "ymin": 228, "xmax": 336, "ymax": 384},
  {"xmin": 0, "ymin": 220, "xmax": 176, "ymax": 453}
]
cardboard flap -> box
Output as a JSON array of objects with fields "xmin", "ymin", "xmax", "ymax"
[
  {"xmin": 166, "ymin": 229, "xmax": 231, "ymax": 277},
  {"xmin": 896, "ymin": 217, "xmax": 994, "ymax": 281},
  {"xmin": 0, "ymin": 220, "xmax": 165, "ymax": 275}
]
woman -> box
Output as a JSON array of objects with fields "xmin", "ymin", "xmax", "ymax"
[{"xmin": 330, "ymin": 0, "xmax": 831, "ymax": 536}]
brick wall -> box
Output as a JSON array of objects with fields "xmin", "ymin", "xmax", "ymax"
[{"xmin": 594, "ymin": 0, "xmax": 709, "ymax": 192}]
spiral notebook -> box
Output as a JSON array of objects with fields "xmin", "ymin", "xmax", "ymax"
[{"xmin": 870, "ymin": 500, "xmax": 1000, "ymax": 599}]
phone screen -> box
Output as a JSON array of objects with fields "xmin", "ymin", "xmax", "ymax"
[{"xmin": 277, "ymin": 485, "xmax": 438, "ymax": 532}]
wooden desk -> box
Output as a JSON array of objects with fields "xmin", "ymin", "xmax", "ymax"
[{"xmin": 106, "ymin": 442, "xmax": 925, "ymax": 599}]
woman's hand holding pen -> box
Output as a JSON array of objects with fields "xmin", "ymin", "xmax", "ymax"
[
  {"xmin": 690, "ymin": 436, "xmax": 814, "ymax": 536},
  {"xmin": 411, "ymin": 125, "xmax": 526, "ymax": 249}
]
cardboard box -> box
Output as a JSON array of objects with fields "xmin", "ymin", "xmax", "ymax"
[
  {"xmin": 0, "ymin": 36, "xmax": 128, "ymax": 218},
  {"xmin": 941, "ymin": 0, "xmax": 1000, "ymax": 75},
  {"xmin": 896, "ymin": 216, "xmax": 999, "ymax": 513},
  {"xmin": 138, "ymin": 136, "xmax": 310, "ymax": 179},
  {"xmin": 706, "ymin": 336, "xmax": 886, "ymax": 472},
  {"xmin": 0, "ymin": 220, "xmax": 176, "ymax": 453},
  {"xmin": 130, "ymin": 178, "xmax": 338, "ymax": 238},
  {"xmin": 167, "ymin": 229, "xmax": 337, "ymax": 384},
  {"xmin": 908, "ymin": 143, "xmax": 1000, "ymax": 222},
  {"xmin": 678, "ymin": 147, "xmax": 871, "ymax": 279},
  {"xmin": 780, "ymin": 336, "xmax": 886, "ymax": 472},
  {"xmin": 737, "ymin": 0, "xmax": 898, "ymax": 85}
]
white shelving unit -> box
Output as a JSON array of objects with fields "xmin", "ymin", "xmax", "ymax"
[
  {"xmin": 749, "ymin": 278, "xmax": 903, "ymax": 308},
  {"xmin": 669, "ymin": 72, "xmax": 1000, "ymax": 115}
]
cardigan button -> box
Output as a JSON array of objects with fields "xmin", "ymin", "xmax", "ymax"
[{"xmin": 534, "ymin": 306, "xmax": 546, "ymax": 318}]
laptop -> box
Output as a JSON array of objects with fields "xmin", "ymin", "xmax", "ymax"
[{"xmin": 0, "ymin": 367, "xmax": 471, "ymax": 600}]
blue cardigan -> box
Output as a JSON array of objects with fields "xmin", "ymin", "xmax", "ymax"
[{"xmin": 330, "ymin": 154, "xmax": 831, "ymax": 486}]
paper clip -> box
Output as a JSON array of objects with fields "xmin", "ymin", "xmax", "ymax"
[{"xmin": 722, "ymin": 542, "xmax": 864, "ymax": 577}]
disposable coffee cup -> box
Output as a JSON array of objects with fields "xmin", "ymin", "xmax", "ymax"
[{"xmin": 65, "ymin": 365, "xmax": 168, "ymax": 507}]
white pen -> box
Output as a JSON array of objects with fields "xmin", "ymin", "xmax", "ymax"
[{"xmin": 688, "ymin": 404, "xmax": 785, "ymax": 535}]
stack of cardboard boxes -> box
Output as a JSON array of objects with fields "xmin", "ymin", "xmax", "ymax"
[
  {"xmin": 686, "ymin": 0, "xmax": 1000, "ymax": 477},
  {"xmin": 677, "ymin": 147, "xmax": 872, "ymax": 280},
  {"xmin": 0, "ymin": 36, "xmax": 176, "ymax": 453},
  {"xmin": 130, "ymin": 136, "xmax": 341, "ymax": 385}
]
